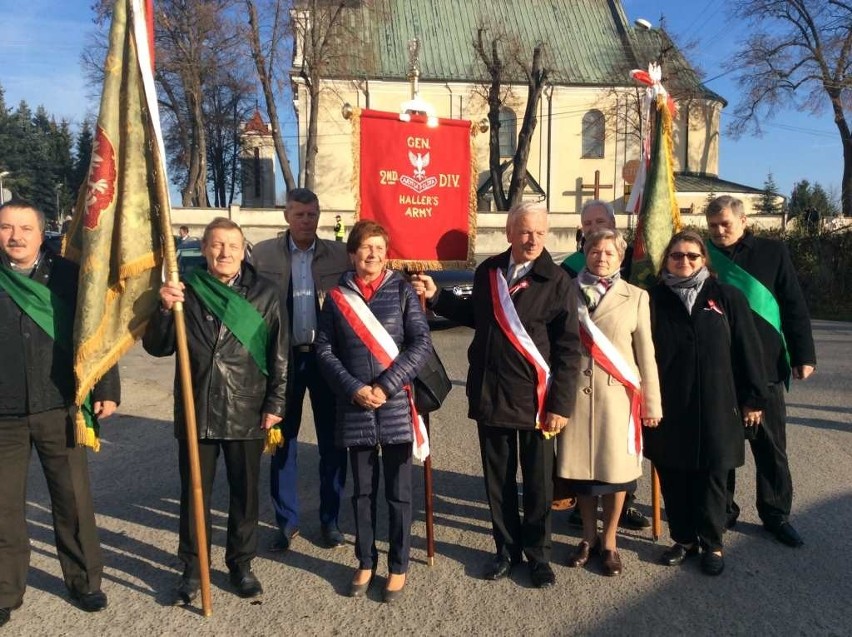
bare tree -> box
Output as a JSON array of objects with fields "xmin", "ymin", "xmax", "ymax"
[
  {"xmin": 291, "ymin": 0, "xmax": 352, "ymax": 191},
  {"xmin": 728, "ymin": 0, "xmax": 852, "ymax": 216},
  {"xmin": 244, "ymin": 0, "xmax": 297, "ymax": 193},
  {"xmin": 474, "ymin": 27, "xmax": 548, "ymax": 210},
  {"xmin": 86, "ymin": 0, "xmax": 245, "ymax": 207}
]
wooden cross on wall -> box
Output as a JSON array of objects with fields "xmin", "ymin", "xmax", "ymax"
[{"xmin": 580, "ymin": 170, "xmax": 613, "ymax": 199}]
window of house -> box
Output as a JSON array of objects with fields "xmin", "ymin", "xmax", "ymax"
[
  {"xmin": 499, "ymin": 107, "xmax": 517, "ymax": 157},
  {"xmin": 582, "ymin": 110, "xmax": 605, "ymax": 159}
]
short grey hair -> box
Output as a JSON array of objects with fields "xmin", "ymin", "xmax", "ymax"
[
  {"xmin": 581, "ymin": 199, "xmax": 616, "ymax": 225},
  {"xmin": 506, "ymin": 201, "xmax": 548, "ymax": 232},
  {"xmin": 705, "ymin": 195, "xmax": 745, "ymax": 219},
  {"xmin": 584, "ymin": 228, "xmax": 627, "ymax": 260}
]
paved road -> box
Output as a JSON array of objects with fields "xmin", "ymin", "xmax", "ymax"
[{"xmin": 11, "ymin": 320, "xmax": 852, "ymax": 636}]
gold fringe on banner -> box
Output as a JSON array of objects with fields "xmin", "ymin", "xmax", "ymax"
[
  {"xmin": 350, "ymin": 107, "xmax": 362, "ymax": 222},
  {"xmin": 263, "ymin": 427, "xmax": 284, "ymax": 455},
  {"xmin": 658, "ymin": 95, "xmax": 682, "ymax": 233}
]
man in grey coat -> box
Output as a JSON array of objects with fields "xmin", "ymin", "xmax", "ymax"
[{"xmin": 252, "ymin": 188, "xmax": 352, "ymax": 550}]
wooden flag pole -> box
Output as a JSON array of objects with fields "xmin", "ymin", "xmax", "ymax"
[
  {"xmin": 417, "ymin": 291, "xmax": 436, "ymax": 566},
  {"xmin": 651, "ymin": 464, "xmax": 662, "ymax": 541},
  {"xmin": 138, "ymin": 0, "xmax": 211, "ymax": 615},
  {"xmin": 152, "ymin": 119, "xmax": 213, "ymax": 620}
]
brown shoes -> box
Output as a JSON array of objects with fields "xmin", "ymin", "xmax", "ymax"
[
  {"xmin": 567, "ymin": 538, "xmax": 600, "ymax": 568},
  {"xmin": 601, "ymin": 549, "xmax": 623, "ymax": 576}
]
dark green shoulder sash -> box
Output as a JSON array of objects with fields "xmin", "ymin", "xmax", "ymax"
[
  {"xmin": 706, "ymin": 241, "xmax": 791, "ymax": 380},
  {"xmin": 561, "ymin": 251, "xmax": 585, "ymax": 275},
  {"xmin": 185, "ymin": 269, "xmax": 269, "ymax": 375}
]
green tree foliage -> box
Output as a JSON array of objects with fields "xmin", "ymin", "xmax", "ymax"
[
  {"xmin": 0, "ymin": 88, "xmax": 79, "ymax": 224},
  {"xmin": 72, "ymin": 120, "xmax": 94, "ymax": 203},
  {"xmin": 756, "ymin": 172, "xmax": 780, "ymax": 215},
  {"xmin": 788, "ymin": 179, "xmax": 839, "ymax": 235}
]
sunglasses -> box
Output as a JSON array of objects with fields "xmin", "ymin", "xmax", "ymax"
[{"xmin": 668, "ymin": 251, "xmax": 703, "ymax": 262}]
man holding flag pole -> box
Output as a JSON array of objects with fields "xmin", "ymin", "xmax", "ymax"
[{"xmin": 62, "ymin": 0, "xmax": 219, "ymax": 616}]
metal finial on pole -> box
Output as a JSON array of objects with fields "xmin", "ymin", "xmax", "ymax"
[{"xmin": 407, "ymin": 37, "xmax": 421, "ymax": 99}]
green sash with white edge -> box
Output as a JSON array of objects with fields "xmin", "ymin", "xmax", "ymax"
[
  {"xmin": 0, "ymin": 264, "xmax": 100, "ymax": 445},
  {"xmin": 185, "ymin": 269, "xmax": 269, "ymax": 375},
  {"xmin": 706, "ymin": 241, "xmax": 791, "ymax": 386},
  {"xmin": 560, "ymin": 251, "xmax": 586, "ymax": 275}
]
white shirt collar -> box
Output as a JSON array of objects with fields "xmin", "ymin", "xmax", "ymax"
[{"xmin": 288, "ymin": 235, "xmax": 316, "ymax": 254}]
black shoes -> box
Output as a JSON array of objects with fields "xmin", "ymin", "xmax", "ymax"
[
  {"xmin": 69, "ymin": 589, "xmax": 108, "ymax": 612},
  {"xmin": 700, "ymin": 551, "xmax": 725, "ymax": 576},
  {"xmin": 0, "ymin": 607, "xmax": 11, "ymax": 628},
  {"xmin": 659, "ymin": 543, "xmax": 700, "ymax": 566},
  {"xmin": 229, "ymin": 570, "xmax": 264, "ymax": 598},
  {"xmin": 619, "ymin": 507, "xmax": 651, "ymax": 530},
  {"xmin": 348, "ymin": 568, "xmax": 376, "ymax": 598},
  {"xmin": 270, "ymin": 526, "xmax": 299, "ymax": 552},
  {"xmin": 169, "ymin": 578, "xmax": 200, "ymax": 606},
  {"xmin": 383, "ymin": 574, "xmax": 407, "ymax": 604},
  {"xmin": 768, "ymin": 521, "xmax": 804, "ymax": 548},
  {"xmin": 483, "ymin": 556, "xmax": 515, "ymax": 581},
  {"xmin": 321, "ymin": 525, "xmax": 346, "ymax": 549},
  {"xmin": 529, "ymin": 562, "xmax": 556, "ymax": 588}
]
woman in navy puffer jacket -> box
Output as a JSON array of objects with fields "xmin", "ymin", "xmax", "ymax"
[{"xmin": 315, "ymin": 220, "xmax": 432, "ymax": 603}]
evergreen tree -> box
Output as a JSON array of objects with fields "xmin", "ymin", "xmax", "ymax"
[
  {"xmin": 72, "ymin": 120, "xmax": 94, "ymax": 204},
  {"xmin": 757, "ymin": 172, "xmax": 780, "ymax": 215}
]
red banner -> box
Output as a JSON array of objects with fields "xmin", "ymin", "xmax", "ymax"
[{"xmin": 353, "ymin": 108, "xmax": 477, "ymax": 269}]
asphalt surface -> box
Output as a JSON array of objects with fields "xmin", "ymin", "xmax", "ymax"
[{"xmin": 9, "ymin": 320, "xmax": 852, "ymax": 636}]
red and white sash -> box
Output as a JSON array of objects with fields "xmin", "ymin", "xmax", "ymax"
[
  {"xmin": 489, "ymin": 268, "xmax": 551, "ymax": 433},
  {"xmin": 328, "ymin": 280, "xmax": 430, "ymax": 461},
  {"xmin": 577, "ymin": 303, "xmax": 643, "ymax": 456}
]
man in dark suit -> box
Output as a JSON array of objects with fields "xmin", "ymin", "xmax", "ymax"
[
  {"xmin": 413, "ymin": 202, "xmax": 581, "ymax": 588},
  {"xmin": 252, "ymin": 189, "xmax": 351, "ymax": 551},
  {"xmin": 0, "ymin": 201, "xmax": 120, "ymax": 628},
  {"xmin": 706, "ymin": 195, "xmax": 816, "ymax": 547}
]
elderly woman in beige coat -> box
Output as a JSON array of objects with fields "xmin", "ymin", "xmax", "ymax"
[{"xmin": 557, "ymin": 229, "xmax": 662, "ymax": 576}]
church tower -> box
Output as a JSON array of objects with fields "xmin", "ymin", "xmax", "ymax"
[{"xmin": 240, "ymin": 109, "xmax": 277, "ymax": 208}]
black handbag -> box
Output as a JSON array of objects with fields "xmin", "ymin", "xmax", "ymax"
[{"xmin": 413, "ymin": 346, "xmax": 452, "ymax": 414}]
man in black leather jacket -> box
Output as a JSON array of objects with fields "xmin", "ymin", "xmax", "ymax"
[
  {"xmin": 0, "ymin": 201, "xmax": 120, "ymax": 628},
  {"xmin": 144, "ymin": 217, "xmax": 288, "ymax": 605}
]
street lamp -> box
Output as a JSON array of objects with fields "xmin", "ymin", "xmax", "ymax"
[{"xmin": 0, "ymin": 171, "xmax": 9, "ymax": 205}]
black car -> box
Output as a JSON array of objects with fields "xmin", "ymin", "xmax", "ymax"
[{"xmin": 419, "ymin": 268, "xmax": 474, "ymax": 326}]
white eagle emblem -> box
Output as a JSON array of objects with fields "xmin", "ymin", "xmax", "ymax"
[{"xmin": 409, "ymin": 151, "xmax": 430, "ymax": 179}]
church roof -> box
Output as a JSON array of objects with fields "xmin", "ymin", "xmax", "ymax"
[
  {"xmin": 244, "ymin": 109, "xmax": 271, "ymax": 135},
  {"xmin": 675, "ymin": 172, "xmax": 766, "ymax": 196},
  {"xmin": 311, "ymin": 0, "xmax": 723, "ymax": 102}
]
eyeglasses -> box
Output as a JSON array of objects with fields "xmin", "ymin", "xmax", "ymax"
[{"xmin": 668, "ymin": 251, "xmax": 703, "ymax": 262}]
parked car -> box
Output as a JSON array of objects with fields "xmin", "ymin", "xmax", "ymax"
[
  {"xmin": 176, "ymin": 239, "xmax": 205, "ymax": 277},
  {"xmin": 419, "ymin": 268, "xmax": 474, "ymax": 326}
]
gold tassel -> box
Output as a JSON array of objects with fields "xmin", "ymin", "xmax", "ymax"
[{"xmin": 263, "ymin": 428, "xmax": 284, "ymax": 455}]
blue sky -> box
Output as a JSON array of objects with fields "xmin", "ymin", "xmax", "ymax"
[{"xmin": 0, "ymin": 1, "xmax": 842, "ymax": 203}]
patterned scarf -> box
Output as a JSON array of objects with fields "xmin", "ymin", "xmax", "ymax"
[
  {"xmin": 662, "ymin": 266, "xmax": 710, "ymax": 314},
  {"xmin": 578, "ymin": 268, "xmax": 620, "ymax": 311}
]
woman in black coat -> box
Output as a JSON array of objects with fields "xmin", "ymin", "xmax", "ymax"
[
  {"xmin": 315, "ymin": 220, "xmax": 432, "ymax": 602},
  {"xmin": 645, "ymin": 230, "xmax": 768, "ymax": 576}
]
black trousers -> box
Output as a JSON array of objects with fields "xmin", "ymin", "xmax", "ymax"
[
  {"xmin": 349, "ymin": 443, "xmax": 412, "ymax": 574},
  {"xmin": 478, "ymin": 423, "xmax": 553, "ymax": 565},
  {"xmin": 0, "ymin": 409, "xmax": 103, "ymax": 607},
  {"xmin": 657, "ymin": 465, "xmax": 728, "ymax": 552},
  {"xmin": 178, "ymin": 437, "xmax": 264, "ymax": 580},
  {"xmin": 727, "ymin": 382, "xmax": 793, "ymax": 528}
]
